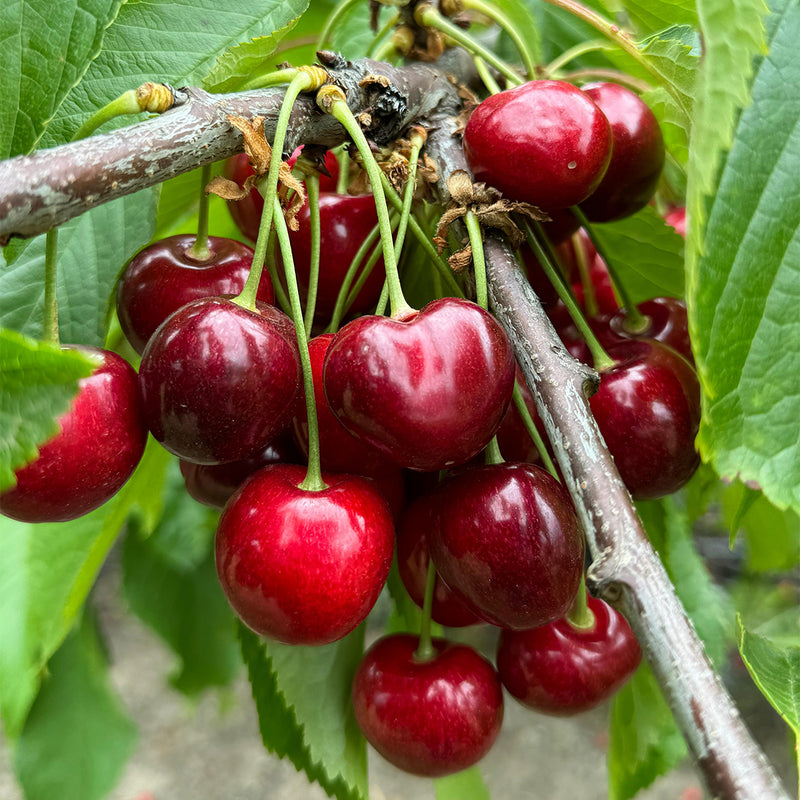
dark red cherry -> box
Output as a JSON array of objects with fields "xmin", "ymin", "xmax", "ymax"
[
  {"xmin": 589, "ymin": 339, "xmax": 700, "ymax": 499},
  {"xmin": 352, "ymin": 634, "xmax": 504, "ymax": 776},
  {"xmin": 323, "ymin": 297, "xmax": 515, "ymax": 472},
  {"xmin": 396, "ymin": 498, "xmax": 481, "ymax": 627},
  {"xmin": 216, "ymin": 463, "xmax": 394, "ymax": 644},
  {"xmin": 0, "ymin": 347, "xmax": 146, "ymax": 522},
  {"xmin": 116, "ymin": 234, "xmax": 274, "ymax": 354},
  {"xmin": 547, "ymin": 303, "xmax": 591, "ymax": 364},
  {"xmin": 579, "ymin": 83, "xmax": 665, "ymax": 222},
  {"xmin": 463, "ymin": 80, "xmax": 612, "ymax": 210},
  {"xmin": 139, "ymin": 297, "xmax": 300, "ymax": 464},
  {"xmin": 541, "ymin": 208, "xmax": 581, "ymax": 244},
  {"xmin": 495, "ymin": 366, "xmax": 547, "ymax": 464},
  {"xmin": 427, "ymin": 463, "xmax": 585, "ymax": 630},
  {"xmin": 223, "ymin": 151, "xmax": 340, "ymax": 241},
  {"xmin": 665, "ymin": 206, "xmax": 687, "ymax": 238},
  {"xmin": 283, "ymin": 193, "xmax": 386, "ymax": 323},
  {"xmin": 497, "ymin": 595, "xmax": 641, "ymax": 714}
]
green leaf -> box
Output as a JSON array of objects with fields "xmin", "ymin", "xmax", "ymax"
[
  {"xmin": 122, "ymin": 509, "xmax": 240, "ymax": 696},
  {"xmin": 41, "ymin": 1, "xmax": 315, "ymax": 147},
  {"xmin": 0, "ymin": 0, "xmax": 124, "ymax": 158},
  {"xmin": 240, "ymin": 624, "xmax": 368, "ymax": 800},
  {"xmin": 638, "ymin": 496, "xmax": 735, "ymax": 666},
  {"xmin": 13, "ymin": 612, "xmax": 137, "ymax": 800},
  {"xmin": 328, "ymin": 1, "xmax": 382, "ymax": 61},
  {"xmin": 434, "ymin": 766, "xmax": 491, "ymax": 800},
  {"xmin": 689, "ymin": 0, "xmax": 800, "ymax": 515},
  {"xmin": 620, "ymin": 0, "xmax": 697, "ymax": 34},
  {"xmin": 607, "ymin": 663, "xmax": 688, "ymax": 800},
  {"xmin": 489, "ymin": 0, "xmax": 542, "ymax": 69},
  {"xmin": 0, "ymin": 437, "xmax": 170, "ymax": 737},
  {"xmin": 0, "ymin": 329, "xmax": 98, "ymax": 492},
  {"xmin": 638, "ymin": 27, "xmax": 699, "ymax": 118},
  {"xmin": 590, "ymin": 205, "xmax": 685, "ymax": 304},
  {"xmin": 202, "ymin": 1, "xmax": 309, "ymax": 93},
  {"xmin": 0, "ymin": 191, "xmax": 158, "ymax": 347}
]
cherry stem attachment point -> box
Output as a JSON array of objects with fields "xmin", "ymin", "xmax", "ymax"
[
  {"xmin": 303, "ymin": 173, "xmax": 321, "ymax": 337},
  {"xmin": 484, "ymin": 436, "xmax": 504, "ymax": 465},
  {"xmin": 511, "ymin": 381, "xmax": 559, "ymax": 479},
  {"xmin": 566, "ymin": 574, "xmax": 596, "ymax": 630},
  {"xmin": 43, "ymin": 229, "xmax": 60, "ymax": 346},
  {"xmin": 186, "ymin": 164, "xmax": 212, "ymax": 262},
  {"xmin": 271, "ymin": 196, "xmax": 327, "ymax": 493},
  {"xmin": 414, "ymin": 560, "xmax": 438, "ymax": 663}
]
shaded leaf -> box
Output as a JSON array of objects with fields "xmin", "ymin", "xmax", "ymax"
[
  {"xmin": 620, "ymin": 0, "xmax": 697, "ymax": 34},
  {"xmin": 435, "ymin": 766, "xmax": 491, "ymax": 800}
]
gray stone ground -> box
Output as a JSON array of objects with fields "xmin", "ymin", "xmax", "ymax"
[{"xmin": 0, "ymin": 556, "xmax": 794, "ymax": 800}]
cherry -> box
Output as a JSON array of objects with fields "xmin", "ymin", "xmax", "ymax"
[
  {"xmin": 578, "ymin": 83, "xmax": 665, "ymax": 222},
  {"xmin": 0, "ymin": 347, "xmax": 146, "ymax": 522},
  {"xmin": 224, "ymin": 150, "xmax": 340, "ymax": 242},
  {"xmin": 116, "ymin": 234, "xmax": 274, "ymax": 354},
  {"xmin": 215, "ymin": 463, "xmax": 394, "ymax": 645},
  {"xmin": 323, "ymin": 297, "xmax": 516, "ymax": 472},
  {"xmin": 138, "ymin": 297, "xmax": 301, "ymax": 464},
  {"xmin": 496, "ymin": 595, "xmax": 641, "ymax": 714},
  {"xmin": 665, "ymin": 205, "xmax": 687, "ymax": 238},
  {"xmin": 495, "ymin": 366, "xmax": 547, "ymax": 465},
  {"xmin": 589, "ymin": 339, "xmax": 700, "ymax": 499},
  {"xmin": 396, "ymin": 497, "xmax": 481, "ymax": 627},
  {"xmin": 427, "ymin": 463, "xmax": 585, "ymax": 630},
  {"xmin": 283, "ymin": 193, "xmax": 387, "ymax": 324},
  {"xmin": 546, "ymin": 303, "xmax": 591, "ymax": 364},
  {"xmin": 352, "ymin": 634, "xmax": 504, "ymax": 776},
  {"xmin": 463, "ymin": 80, "xmax": 612, "ymax": 210}
]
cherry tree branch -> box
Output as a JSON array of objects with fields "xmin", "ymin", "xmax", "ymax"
[{"xmin": 0, "ymin": 53, "xmax": 789, "ymax": 799}]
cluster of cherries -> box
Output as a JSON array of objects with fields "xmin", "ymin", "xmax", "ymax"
[{"xmin": 0, "ymin": 76, "xmax": 698, "ymax": 778}]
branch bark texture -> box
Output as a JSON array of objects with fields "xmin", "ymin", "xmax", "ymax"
[{"xmin": 0, "ymin": 51, "xmax": 789, "ymax": 799}]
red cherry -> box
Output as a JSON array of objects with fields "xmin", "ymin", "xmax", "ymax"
[
  {"xmin": 0, "ymin": 347, "xmax": 146, "ymax": 522},
  {"xmin": 138, "ymin": 297, "xmax": 300, "ymax": 464},
  {"xmin": 224, "ymin": 151, "xmax": 340, "ymax": 241},
  {"xmin": 665, "ymin": 205, "xmax": 687, "ymax": 238},
  {"xmin": 396, "ymin": 498, "xmax": 481, "ymax": 627},
  {"xmin": 323, "ymin": 297, "xmax": 515, "ymax": 472},
  {"xmin": 116, "ymin": 234, "xmax": 274, "ymax": 354},
  {"xmin": 579, "ymin": 83, "xmax": 665, "ymax": 222},
  {"xmin": 463, "ymin": 80, "xmax": 612, "ymax": 210},
  {"xmin": 352, "ymin": 634, "xmax": 504, "ymax": 776},
  {"xmin": 589, "ymin": 339, "xmax": 700, "ymax": 499},
  {"xmin": 283, "ymin": 193, "xmax": 387, "ymax": 323},
  {"xmin": 497, "ymin": 595, "xmax": 641, "ymax": 714},
  {"xmin": 427, "ymin": 463, "xmax": 585, "ymax": 630},
  {"xmin": 215, "ymin": 463, "xmax": 394, "ymax": 645},
  {"xmin": 495, "ymin": 366, "xmax": 547, "ymax": 465}
]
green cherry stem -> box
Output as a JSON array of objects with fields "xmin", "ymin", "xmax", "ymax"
[
  {"xmin": 570, "ymin": 206, "xmax": 648, "ymax": 331},
  {"xmin": 272, "ymin": 197, "xmax": 327, "ymax": 493},
  {"xmin": 522, "ymin": 220, "xmax": 614, "ymax": 371},
  {"xmin": 393, "ymin": 130, "xmax": 424, "ymax": 262},
  {"xmin": 335, "ymin": 148, "xmax": 350, "ymax": 194},
  {"xmin": 43, "ymin": 229, "xmax": 60, "ymax": 345},
  {"xmin": 572, "ymin": 231, "xmax": 599, "ymax": 317},
  {"xmin": 464, "ymin": 210, "xmax": 488, "ymax": 308},
  {"xmin": 484, "ymin": 437, "xmax": 504, "ymax": 465},
  {"xmin": 511, "ymin": 381, "xmax": 559, "ymax": 479},
  {"xmin": 238, "ymin": 68, "xmax": 299, "ymax": 93},
  {"xmin": 265, "ymin": 226, "xmax": 291, "ymax": 314},
  {"xmin": 186, "ymin": 164, "xmax": 212, "ymax": 262},
  {"xmin": 414, "ymin": 560, "xmax": 438, "ymax": 663},
  {"xmin": 374, "ymin": 282, "xmax": 390, "ymax": 318},
  {"xmin": 561, "ymin": 68, "xmax": 652, "ymax": 94},
  {"xmin": 474, "ymin": 56, "xmax": 502, "ymax": 95},
  {"xmin": 542, "ymin": 39, "xmax": 613, "ymax": 77},
  {"xmin": 462, "ymin": 0, "xmax": 537, "ymax": 80},
  {"xmin": 303, "ymin": 173, "xmax": 321, "ymax": 337},
  {"xmin": 566, "ymin": 574, "xmax": 596, "ymax": 630},
  {"xmin": 319, "ymin": 88, "xmax": 414, "ymax": 319}
]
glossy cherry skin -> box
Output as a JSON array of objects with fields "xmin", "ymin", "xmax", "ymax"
[
  {"xmin": 589, "ymin": 339, "xmax": 700, "ymax": 499},
  {"xmin": 216, "ymin": 463, "xmax": 394, "ymax": 644},
  {"xmin": 352, "ymin": 634, "xmax": 504, "ymax": 776},
  {"xmin": 579, "ymin": 83, "xmax": 665, "ymax": 222},
  {"xmin": 497, "ymin": 595, "xmax": 641, "ymax": 714},
  {"xmin": 139, "ymin": 297, "xmax": 301, "ymax": 464},
  {"xmin": 427, "ymin": 463, "xmax": 585, "ymax": 630},
  {"xmin": 0, "ymin": 347, "xmax": 147, "ymax": 522},
  {"xmin": 463, "ymin": 80, "xmax": 612, "ymax": 210},
  {"xmin": 116, "ymin": 234, "xmax": 274, "ymax": 354},
  {"xmin": 396, "ymin": 497, "xmax": 481, "ymax": 627},
  {"xmin": 323, "ymin": 297, "xmax": 515, "ymax": 472},
  {"xmin": 224, "ymin": 151, "xmax": 340, "ymax": 241}
]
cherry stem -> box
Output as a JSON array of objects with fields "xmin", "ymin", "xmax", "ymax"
[
  {"xmin": 238, "ymin": 68, "xmax": 298, "ymax": 93},
  {"xmin": 372, "ymin": 39, "xmax": 398, "ymax": 63},
  {"xmin": 561, "ymin": 68, "xmax": 653, "ymax": 94},
  {"xmin": 474, "ymin": 56, "xmax": 501, "ymax": 95},
  {"xmin": 186, "ymin": 164, "xmax": 212, "ymax": 262},
  {"xmin": 236, "ymin": 71, "xmax": 313, "ymax": 311},
  {"xmin": 71, "ymin": 90, "xmax": 141, "ymax": 140},
  {"xmin": 462, "ymin": 0, "xmax": 537, "ymax": 80},
  {"xmin": 271, "ymin": 196, "xmax": 327, "ymax": 493},
  {"xmin": 322, "ymin": 93, "xmax": 414, "ymax": 319},
  {"xmin": 393, "ymin": 131, "xmax": 424, "ymax": 264},
  {"xmin": 265, "ymin": 227, "xmax": 291, "ymax": 314},
  {"xmin": 566, "ymin": 574, "xmax": 596, "ymax": 631},
  {"xmin": 465, "ymin": 210, "xmax": 488, "ymax": 308},
  {"xmin": 415, "ymin": 4, "xmax": 522, "ymax": 87},
  {"xmin": 344, "ymin": 216, "xmax": 398, "ymax": 308},
  {"xmin": 367, "ymin": 11, "xmax": 400, "ymax": 57},
  {"xmin": 484, "ymin": 436, "xmax": 504, "ymax": 465},
  {"xmin": 511, "ymin": 381, "xmax": 559, "ymax": 479},
  {"xmin": 317, "ymin": 0, "xmax": 362, "ymax": 51},
  {"xmin": 522, "ymin": 220, "xmax": 614, "ymax": 372},
  {"xmin": 43, "ymin": 229, "xmax": 60, "ymax": 346},
  {"xmin": 374, "ymin": 282, "xmax": 389, "ymax": 317},
  {"xmin": 413, "ymin": 560, "xmax": 438, "ymax": 663},
  {"xmin": 380, "ymin": 174, "xmax": 465, "ymax": 298},
  {"xmin": 569, "ymin": 206, "xmax": 648, "ymax": 331},
  {"xmin": 336, "ymin": 149, "xmax": 350, "ymax": 194},
  {"xmin": 572, "ymin": 231, "xmax": 598, "ymax": 317},
  {"xmin": 542, "ymin": 39, "xmax": 613, "ymax": 77},
  {"xmin": 303, "ymin": 173, "xmax": 321, "ymax": 337}
]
